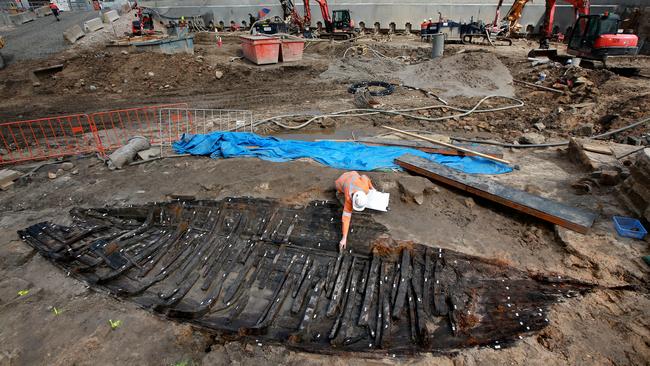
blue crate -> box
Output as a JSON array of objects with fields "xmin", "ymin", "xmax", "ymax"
[{"xmin": 612, "ymin": 216, "xmax": 647, "ymax": 240}]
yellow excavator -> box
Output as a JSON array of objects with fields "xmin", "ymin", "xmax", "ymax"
[{"xmin": 493, "ymin": 0, "xmax": 531, "ymax": 37}]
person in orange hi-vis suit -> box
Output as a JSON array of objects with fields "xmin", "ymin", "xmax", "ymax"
[{"xmin": 335, "ymin": 171, "xmax": 375, "ymax": 251}]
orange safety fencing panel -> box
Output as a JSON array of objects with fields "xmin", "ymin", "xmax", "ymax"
[
  {"xmin": 0, "ymin": 114, "xmax": 102, "ymax": 166},
  {"xmin": 88, "ymin": 103, "xmax": 187, "ymax": 151},
  {"xmin": 0, "ymin": 104, "xmax": 189, "ymax": 166}
]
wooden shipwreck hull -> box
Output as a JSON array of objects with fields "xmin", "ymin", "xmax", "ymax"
[{"xmin": 18, "ymin": 197, "xmax": 588, "ymax": 355}]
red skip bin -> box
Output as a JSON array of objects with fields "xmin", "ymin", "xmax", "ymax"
[{"xmin": 240, "ymin": 35, "xmax": 281, "ymax": 65}]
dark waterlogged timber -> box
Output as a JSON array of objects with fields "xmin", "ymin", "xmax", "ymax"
[{"xmin": 19, "ymin": 197, "xmax": 590, "ymax": 355}]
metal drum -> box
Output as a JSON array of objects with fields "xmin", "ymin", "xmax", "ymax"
[{"xmin": 431, "ymin": 32, "xmax": 445, "ymax": 58}]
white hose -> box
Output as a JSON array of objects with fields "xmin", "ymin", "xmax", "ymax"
[
  {"xmin": 248, "ymin": 95, "xmax": 524, "ymax": 130},
  {"xmin": 342, "ymin": 45, "xmax": 391, "ymax": 59}
]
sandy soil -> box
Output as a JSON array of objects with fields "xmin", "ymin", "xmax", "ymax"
[{"xmin": 0, "ymin": 24, "xmax": 648, "ymax": 366}]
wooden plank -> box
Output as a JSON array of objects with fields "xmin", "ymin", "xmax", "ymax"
[
  {"xmin": 391, "ymin": 248, "xmax": 412, "ymax": 319},
  {"xmin": 357, "ymin": 137, "xmax": 504, "ymax": 158},
  {"xmin": 383, "ymin": 126, "xmax": 511, "ymax": 165},
  {"xmin": 396, "ymin": 154, "xmax": 597, "ymax": 234},
  {"xmin": 582, "ymin": 144, "xmax": 613, "ymax": 155}
]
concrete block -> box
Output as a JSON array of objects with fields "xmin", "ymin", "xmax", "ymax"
[
  {"xmin": 9, "ymin": 11, "xmax": 36, "ymax": 25},
  {"xmin": 0, "ymin": 13, "xmax": 10, "ymax": 27},
  {"xmin": 63, "ymin": 24, "xmax": 85, "ymax": 44},
  {"xmin": 137, "ymin": 148, "xmax": 160, "ymax": 161},
  {"xmin": 0, "ymin": 181, "xmax": 13, "ymax": 191},
  {"xmin": 102, "ymin": 10, "xmax": 120, "ymax": 23},
  {"xmin": 118, "ymin": 3, "xmax": 131, "ymax": 15},
  {"xmin": 35, "ymin": 5, "xmax": 51, "ymax": 18},
  {"xmin": 83, "ymin": 17, "xmax": 104, "ymax": 32}
]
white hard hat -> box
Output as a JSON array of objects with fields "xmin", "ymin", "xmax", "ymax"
[{"xmin": 352, "ymin": 191, "xmax": 368, "ymax": 212}]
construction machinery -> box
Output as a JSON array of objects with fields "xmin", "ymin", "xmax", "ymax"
[
  {"xmin": 460, "ymin": 21, "xmax": 513, "ymax": 46},
  {"xmin": 566, "ymin": 12, "xmax": 640, "ymax": 68},
  {"xmin": 280, "ymin": 0, "xmax": 311, "ymax": 33},
  {"xmin": 274, "ymin": 0, "xmax": 356, "ymax": 39},
  {"xmin": 493, "ymin": 0, "xmax": 531, "ymax": 37},
  {"xmin": 132, "ymin": 6, "xmax": 156, "ymax": 36},
  {"xmin": 530, "ymin": 0, "xmax": 643, "ymax": 72},
  {"xmin": 539, "ymin": 0, "xmax": 590, "ymax": 49}
]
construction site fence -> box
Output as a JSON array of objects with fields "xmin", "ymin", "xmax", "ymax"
[
  {"xmin": 0, "ymin": 114, "xmax": 102, "ymax": 166},
  {"xmin": 0, "ymin": 103, "xmax": 255, "ymax": 166},
  {"xmin": 88, "ymin": 104, "xmax": 187, "ymax": 151},
  {"xmin": 158, "ymin": 108, "xmax": 254, "ymax": 155}
]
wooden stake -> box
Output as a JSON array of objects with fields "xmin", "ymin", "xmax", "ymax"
[
  {"xmin": 513, "ymin": 79, "xmax": 564, "ymax": 94},
  {"xmin": 381, "ymin": 126, "xmax": 512, "ymax": 165}
]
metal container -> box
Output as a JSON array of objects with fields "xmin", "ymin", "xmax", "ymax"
[
  {"xmin": 240, "ymin": 35, "xmax": 281, "ymax": 65},
  {"xmin": 133, "ymin": 36, "xmax": 195, "ymax": 55},
  {"xmin": 431, "ymin": 32, "xmax": 445, "ymax": 58}
]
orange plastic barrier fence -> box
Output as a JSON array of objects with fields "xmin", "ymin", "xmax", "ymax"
[
  {"xmin": 0, "ymin": 114, "xmax": 102, "ymax": 166},
  {"xmin": 88, "ymin": 103, "xmax": 187, "ymax": 151},
  {"xmin": 0, "ymin": 104, "xmax": 187, "ymax": 166}
]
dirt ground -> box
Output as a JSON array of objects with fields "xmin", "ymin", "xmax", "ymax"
[{"xmin": 0, "ymin": 17, "xmax": 649, "ymax": 366}]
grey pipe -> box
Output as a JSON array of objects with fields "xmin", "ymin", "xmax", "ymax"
[{"xmin": 107, "ymin": 136, "xmax": 151, "ymax": 169}]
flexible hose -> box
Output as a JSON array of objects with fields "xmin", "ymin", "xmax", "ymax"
[
  {"xmin": 342, "ymin": 45, "xmax": 390, "ymax": 58},
  {"xmin": 249, "ymin": 95, "xmax": 524, "ymax": 130}
]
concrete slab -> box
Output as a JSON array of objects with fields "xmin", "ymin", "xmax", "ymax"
[
  {"xmin": 0, "ymin": 13, "xmax": 10, "ymax": 26},
  {"xmin": 137, "ymin": 148, "xmax": 161, "ymax": 161},
  {"xmin": 102, "ymin": 10, "xmax": 120, "ymax": 23},
  {"xmin": 0, "ymin": 169, "xmax": 22, "ymax": 186},
  {"xmin": 9, "ymin": 12, "xmax": 36, "ymax": 25},
  {"xmin": 63, "ymin": 24, "xmax": 85, "ymax": 44},
  {"xmin": 118, "ymin": 3, "xmax": 132, "ymax": 15},
  {"xmin": 1, "ymin": 181, "xmax": 14, "ymax": 191},
  {"xmin": 83, "ymin": 17, "xmax": 104, "ymax": 32},
  {"xmin": 34, "ymin": 6, "xmax": 52, "ymax": 18}
]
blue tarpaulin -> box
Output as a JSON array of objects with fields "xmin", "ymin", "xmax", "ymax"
[{"xmin": 173, "ymin": 132, "xmax": 512, "ymax": 175}]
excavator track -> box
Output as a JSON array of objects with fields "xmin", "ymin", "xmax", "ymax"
[{"xmin": 462, "ymin": 33, "xmax": 513, "ymax": 46}]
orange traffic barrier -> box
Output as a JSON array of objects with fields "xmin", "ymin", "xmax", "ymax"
[{"xmin": 0, "ymin": 114, "xmax": 102, "ymax": 166}]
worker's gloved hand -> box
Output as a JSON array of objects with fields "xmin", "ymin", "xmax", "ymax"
[{"xmin": 339, "ymin": 237, "xmax": 347, "ymax": 252}]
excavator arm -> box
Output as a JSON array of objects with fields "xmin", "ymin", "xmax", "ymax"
[
  {"xmin": 492, "ymin": 0, "xmax": 505, "ymax": 28},
  {"xmin": 492, "ymin": 0, "xmax": 531, "ymax": 35},
  {"xmin": 303, "ymin": 0, "xmax": 311, "ymax": 26},
  {"xmin": 280, "ymin": 0, "xmax": 292, "ymax": 19},
  {"xmin": 314, "ymin": 0, "xmax": 333, "ymax": 32},
  {"xmin": 541, "ymin": 0, "xmax": 589, "ymax": 47},
  {"xmin": 281, "ymin": 0, "xmax": 310, "ymax": 31},
  {"xmin": 505, "ymin": 0, "xmax": 531, "ymax": 30}
]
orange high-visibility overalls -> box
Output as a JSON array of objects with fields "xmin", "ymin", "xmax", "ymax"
[{"xmin": 335, "ymin": 171, "xmax": 374, "ymax": 241}]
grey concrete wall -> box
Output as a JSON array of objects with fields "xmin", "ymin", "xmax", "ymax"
[{"xmin": 139, "ymin": 0, "xmax": 650, "ymax": 31}]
